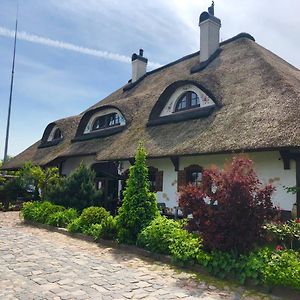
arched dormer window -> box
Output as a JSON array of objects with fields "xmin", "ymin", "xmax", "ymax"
[
  {"xmin": 38, "ymin": 123, "xmax": 64, "ymax": 148},
  {"xmin": 73, "ymin": 106, "xmax": 126, "ymax": 141},
  {"xmin": 147, "ymin": 81, "xmax": 217, "ymax": 126},
  {"xmin": 175, "ymin": 91, "xmax": 200, "ymax": 112}
]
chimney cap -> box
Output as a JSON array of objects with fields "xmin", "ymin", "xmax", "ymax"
[
  {"xmin": 132, "ymin": 49, "xmax": 148, "ymax": 63},
  {"xmin": 199, "ymin": 2, "xmax": 221, "ymax": 25}
]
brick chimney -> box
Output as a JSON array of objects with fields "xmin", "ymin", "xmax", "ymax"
[
  {"xmin": 199, "ymin": 2, "xmax": 221, "ymax": 62},
  {"xmin": 131, "ymin": 49, "xmax": 148, "ymax": 82}
]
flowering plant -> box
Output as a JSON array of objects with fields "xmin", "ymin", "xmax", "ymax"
[{"xmin": 264, "ymin": 219, "xmax": 300, "ymax": 250}]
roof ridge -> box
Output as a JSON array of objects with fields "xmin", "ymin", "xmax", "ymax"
[{"xmin": 123, "ymin": 32, "xmax": 255, "ymax": 92}]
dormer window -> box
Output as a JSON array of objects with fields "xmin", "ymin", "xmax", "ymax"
[
  {"xmin": 38, "ymin": 123, "xmax": 64, "ymax": 148},
  {"xmin": 73, "ymin": 106, "xmax": 126, "ymax": 141},
  {"xmin": 147, "ymin": 81, "xmax": 217, "ymax": 126},
  {"xmin": 175, "ymin": 91, "xmax": 200, "ymax": 112}
]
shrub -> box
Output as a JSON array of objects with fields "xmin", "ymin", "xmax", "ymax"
[
  {"xmin": 46, "ymin": 208, "xmax": 78, "ymax": 227},
  {"xmin": 137, "ymin": 216, "xmax": 202, "ymax": 264},
  {"xmin": 116, "ymin": 143, "xmax": 159, "ymax": 244},
  {"xmin": 46, "ymin": 163, "xmax": 101, "ymax": 211},
  {"xmin": 67, "ymin": 206, "xmax": 110, "ymax": 235},
  {"xmin": 179, "ymin": 156, "xmax": 278, "ymax": 253},
  {"xmin": 79, "ymin": 206, "xmax": 110, "ymax": 229},
  {"xmin": 98, "ymin": 216, "xmax": 118, "ymax": 240},
  {"xmin": 264, "ymin": 219, "xmax": 300, "ymax": 250},
  {"xmin": 262, "ymin": 249, "xmax": 300, "ymax": 290},
  {"xmin": 169, "ymin": 229, "xmax": 202, "ymax": 264},
  {"xmin": 21, "ymin": 201, "xmax": 65, "ymax": 223},
  {"xmin": 137, "ymin": 216, "xmax": 184, "ymax": 254},
  {"xmin": 67, "ymin": 217, "xmax": 82, "ymax": 233},
  {"xmin": 85, "ymin": 223, "xmax": 102, "ymax": 240}
]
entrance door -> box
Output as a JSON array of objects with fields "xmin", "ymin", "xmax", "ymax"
[
  {"xmin": 96, "ymin": 177, "xmax": 119, "ymax": 214},
  {"xmin": 92, "ymin": 162, "xmax": 123, "ymax": 215}
]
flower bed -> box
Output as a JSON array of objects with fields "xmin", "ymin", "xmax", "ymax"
[{"xmin": 19, "ymin": 150, "xmax": 300, "ymax": 293}]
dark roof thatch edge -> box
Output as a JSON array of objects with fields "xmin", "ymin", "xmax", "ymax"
[{"xmin": 123, "ymin": 32, "xmax": 255, "ymax": 92}]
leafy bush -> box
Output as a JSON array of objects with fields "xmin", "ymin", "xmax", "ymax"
[
  {"xmin": 169, "ymin": 229, "xmax": 202, "ymax": 264},
  {"xmin": 137, "ymin": 217, "xmax": 183, "ymax": 254},
  {"xmin": 79, "ymin": 206, "xmax": 110, "ymax": 229},
  {"xmin": 262, "ymin": 249, "xmax": 300, "ymax": 290},
  {"xmin": 21, "ymin": 201, "xmax": 65, "ymax": 223},
  {"xmin": 46, "ymin": 208, "xmax": 78, "ymax": 227},
  {"xmin": 264, "ymin": 219, "xmax": 300, "ymax": 250},
  {"xmin": 85, "ymin": 223, "xmax": 102, "ymax": 240},
  {"xmin": 98, "ymin": 216, "xmax": 118, "ymax": 240},
  {"xmin": 67, "ymin": 206, "xmax": 110, "ymax": 236},
  {"xmin": 116, "ymin": 143, "xmax": 159, "ymax": 244},
  {"xmin": 67, "ymin": 217, "xmax": 82, "ymax": 233},
  {"xmin": 46, "ymin": 163, "xmax": 101, "ymax": 211},
  {"xmin": 138, "ymin": 216, "xmax": 202, "ymax": 264},
  {"xmin": 179, "ymin": 156, "xmax": 278, "ymax": 253}
]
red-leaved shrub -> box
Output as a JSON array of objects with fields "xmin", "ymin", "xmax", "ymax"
[{"xmin": 179, "ymin": 156, "xmax": 278, "ymax": 254}]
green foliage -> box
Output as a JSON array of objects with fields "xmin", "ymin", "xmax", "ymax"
[
  {"xmin": 169, "ymin": 230, "xmax": 202, "ymax": 264},
  {"xmin": 137, "ymin": 216, "xmax": 202, "ymax": 264},
  {"xmin": 78, "ymin": 215, "xmax": 117, "ymax": 240},
  {"xmin": 262, "ymin": 249, "xmax": 300, "ymax": 290},
  {"xmin": 196, "ymin": 246, "xmax": 300, "ymax": 289},
  {"xmin": 46, "ymin": 208, "xmax": 78, "ymax": 227},
  {"xmin": 284, "ymin": 185, "xmax": 300, "ymax": 195},
  {"xmin": 97, "ymin": 216, "xmax": 118, "ymax": 240},
  {"xmin": 79, "ymin": 206, "xmax": 110, "ymax": 229},
  {"xmin": 116, "ymin": 143, "xmax": 159, "ymax": 244},
  {"xmin": 85, "ymin": 223, "xmax": 102, "ymax": 240},
  {"xmin": 21, "ymin": 201, "xmax": 65, "ymax": 223},
  {"xmin": 17, "ymin": 162, "xmax": 60, "ymax": 201},
  {"xmin": 264, "ymin": 219, "xmax": 300, "ymax": 250},
  {"xmin": 137, "ymin": 216, "xmax": 183, "ymax": 254},
  {"xmin": 67, "ymin": 206, "xmax": 110, "ymax": 236},
  {"xmin": 67, "ymin": 217, "xmax": 82, "ymax": 233},
  {"xmin": 46, "ymin": 163, "xmax": 101, "ymax": 211}
]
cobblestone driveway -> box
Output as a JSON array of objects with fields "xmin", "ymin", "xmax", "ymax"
[{"xmin": 0, "ymin": 212, "xmax": 279, "ymax": 300}]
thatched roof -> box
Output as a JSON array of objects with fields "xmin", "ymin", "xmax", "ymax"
[{"xmin": 3, "ymin": 33, "xmax": 300, "ymax": 170}]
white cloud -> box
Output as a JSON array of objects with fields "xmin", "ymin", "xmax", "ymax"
[{"xmin": 0, "ymin": 26, "xmax": 162, "ymax": 69}]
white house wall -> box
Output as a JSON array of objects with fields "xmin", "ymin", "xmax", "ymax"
[
  {"xmin": 60, "ymin": 151, "xmax": 296, "ymax": 212},
  {"xmin": 61, "ymin": 155, "xmax": 96, "ymax": 176},
  {"xmin": 148, "ymin": 151, "xmax": 296, "ymax": 212}
]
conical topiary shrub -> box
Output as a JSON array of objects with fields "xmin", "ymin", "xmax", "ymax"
[{"xmin": 116, "ymin": 143, "xmax": 159, "ymax": 244}]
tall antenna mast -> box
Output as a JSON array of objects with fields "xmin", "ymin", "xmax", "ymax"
[{"xmin": 3, "ymin": 1, "xmax": 19, "ymax": 163}]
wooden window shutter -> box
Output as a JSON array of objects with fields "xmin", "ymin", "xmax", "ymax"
[
  {"xmin": 177, "ymin": 170, "xmax": 186, "ymax": 192},
  {"xmin": 155, "ymin": 171, "xmax": 163, "ymax": 192}
]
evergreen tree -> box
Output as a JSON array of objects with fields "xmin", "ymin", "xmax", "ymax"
[
  {"xmin": 116, "ymin": 143, "xmax": 159, "ymax": 244},
  {"xmin": 47, "ymin": 163, "xmax": 101, "ymax": 211}
]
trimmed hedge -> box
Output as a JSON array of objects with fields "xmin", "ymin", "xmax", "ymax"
[{"xmin": 21, "ymin": 201, "xmax": 77, "ymax": 227}]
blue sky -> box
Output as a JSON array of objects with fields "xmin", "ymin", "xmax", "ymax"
[{"xmin": 1, "ymin": 0, "xmax": 300, "ymax": 158}]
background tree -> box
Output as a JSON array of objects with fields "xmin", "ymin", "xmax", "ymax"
[
  {"xmin": 47, "ymin": 163, "xmax": 101, "ymax": 211},
  {"xmin": 116, "ymin": 142, "xmax": 159, "ymax": 244},
  {"xmin": 17, "ymin": 162, "xmax": 60, "ymax": 201}
]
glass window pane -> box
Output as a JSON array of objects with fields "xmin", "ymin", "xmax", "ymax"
[
  {"xmin": 191, "ymin": 92, "xmax": 200, "ymax": 107},
  {"xmin": 176, "ymin": 95, "xmax": 187, "ymax": 111},
  {"xmin": 92, "ymin": 116, "xmax": 106, "ymax": 130}
]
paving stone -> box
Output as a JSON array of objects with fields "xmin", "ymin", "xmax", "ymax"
[{"xmin": 0, "ymin": 212, "xmax": 271, "ymax": 300}]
